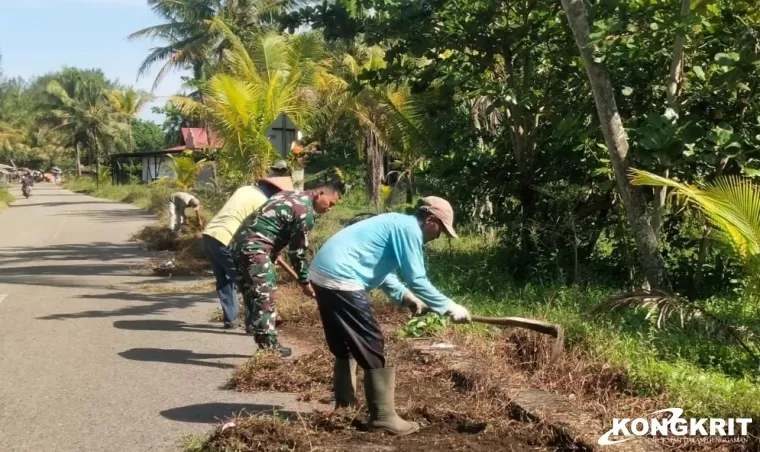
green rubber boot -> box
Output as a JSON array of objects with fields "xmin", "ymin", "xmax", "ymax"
[
  {"xmin": 364, "ymin": 366, "xmax": 420, "ymax": 436},
  {"xmin": 333, "ymin": 357, "xmax": 357, "ymax": 409}
]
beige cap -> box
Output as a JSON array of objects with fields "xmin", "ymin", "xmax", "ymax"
[
  {"xmin": 258, "ymin": 176, "xmax": 294, "ymax": 192},
  {"xmin": 420, "ymin": 196, "xmax": 457, "ymax": 238}
]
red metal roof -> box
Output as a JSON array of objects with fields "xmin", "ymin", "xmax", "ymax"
[{"xmin": 163, "ymin": 127, "xmax": 224, "ymax": 151}]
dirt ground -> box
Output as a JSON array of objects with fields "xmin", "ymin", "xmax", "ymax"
[{"xmin": 199, "ymin": 289, "xmax": 591, "ymax": 452}]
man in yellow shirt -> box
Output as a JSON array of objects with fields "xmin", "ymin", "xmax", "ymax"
[{"xmin": 202, "ymin": 177, "xmax": 294, "ymax": 329}]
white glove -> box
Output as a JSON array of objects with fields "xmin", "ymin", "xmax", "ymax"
[{"xmin": 445, "ymin": 303, "xmax": 471, "ymax": 323}]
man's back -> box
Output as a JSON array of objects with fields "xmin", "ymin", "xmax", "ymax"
[
  {"xmin": 203, "ymin": 186, "xmax": 267, "ymax": 246},
  {"xmin": 171, "ymin": 192, "xmax": 196, "ymax": 205},
  {"xmin": 309, "ymin": 212, "xmax": 421, "ymax": 288},
  {"xmin": 232, "ymin": 191, "xmax": 315, "ymax": 254}
]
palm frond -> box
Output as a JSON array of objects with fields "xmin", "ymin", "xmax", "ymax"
[
  {"xmin": 587, "ymin": 289, "xmax": 760, "ymax": 365},
  {"xmin": 630, "ymin": 168, "xmax": 760, "ymax": 264}
]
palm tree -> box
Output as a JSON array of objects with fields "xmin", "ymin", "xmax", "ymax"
[
  {"xmin": 44, "ymin": 78, "xmax": 128, "ymax": 179},
  {"xmin": 586, "ymin": 168, "xmax": 760, "ymax": 363},
  {"xmin": 108, "ymin": 87, "xmax": 155, "ymax": 151},
  {"xmin": 629, "ymin": 169, "xmax": 760, "ymax": 275},
  {"xmin": 169, "ymin": 18, "xmax": 331, "ymax": 184},
  {"xmin": 27, "ymin": 127, "xmax": 71, "ymax": 168},
  {"xmin": 306, "ymin": 44, "xmax": 430, "ymax": 211},
  {"xmin": 166, "ymin": 153, "xmax": 208, "ymax": 190},
  {"xmin": 129, "ymin": 0, "xmax": 304, "ymax": 91}
]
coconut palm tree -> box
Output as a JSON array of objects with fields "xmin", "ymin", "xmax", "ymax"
[
  {"xmin": 108, "ymin": 87, "xmax": 155, "ymax": 151},
  {"xmin": 305, "ymin": 44, "xmax": 430, "ymax": 211},
  {"xmin": 166, "ymin": 153, "xmax": 208, "ymax": 190},
  {"xmin": 629, "ymin": 169, "xmax": 760, "ymax": 274},
  {"xmin": 586, "ymin": 168, "xmax": 760, "ymax": 363},
  {"xmin": 169, "ymin": 18, "xmax": 331, "ymax": 185},
  {"xmin": 129, "ymin": 0, "xmax": 305, "ymax": 91},
  {"xmin": 44, "ymin": 78, "xmax": 128, "ymax": 179}
]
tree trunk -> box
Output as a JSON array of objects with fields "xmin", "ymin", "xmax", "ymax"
[
  {"xmin": 365, "ymin": 133, "xmax": 383, "ymax": 212},
  {"xmin": 76, "ymin": 142, "xmax": 82, "ymax": 177},
  {"xmin": 651, "ymin": 167, "xmax": 669, "ymax": 238},
  {"xmin": 128, "ymin": 118, "xmax": 133, "ymax": 153},
  {"xmin": 653, "ymin": 0, "xmax": 690, "ymax": 245},
  {"xmin": 561, "ymin": 0, "xmax": 670, "ymax": 290}
]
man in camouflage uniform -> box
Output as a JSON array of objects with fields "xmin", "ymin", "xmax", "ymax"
[{"xmin": 231, "ymin": 182, "xmax": 343, "ymax": 357}]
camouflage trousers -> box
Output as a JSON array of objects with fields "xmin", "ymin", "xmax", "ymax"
[{"xmin": 235, "ymin": 249, "xmax": 279, "ymax": 347}]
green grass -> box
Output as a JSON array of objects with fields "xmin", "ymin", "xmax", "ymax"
[
  {"xmin": 66, "ymin": 176, "xmax": 174, "ymax": 215},
  {"xmin": 0, "ymin": 186, "xmax": 14, "ymax": 212},
  {"xmin": 68, "ymin": 179, "xmax": 760, "ymax": 420},
  {"xmin": 64, "ymin": 176, "xmax": 227, "ymax": 223}
]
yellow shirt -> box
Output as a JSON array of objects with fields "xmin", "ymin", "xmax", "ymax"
[{"xmin": 203, "ymin": 186, "xmax": 268, "ymax": 246}]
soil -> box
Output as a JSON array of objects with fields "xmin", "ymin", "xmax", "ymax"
[{"xmin": 209, "ymin": 302, "xmax": 587, "ymax": 452}]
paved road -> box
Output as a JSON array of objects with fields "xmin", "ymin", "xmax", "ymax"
[{"xmin": 0, "ymin": 184, "xmax": 317, "ymax": 452}]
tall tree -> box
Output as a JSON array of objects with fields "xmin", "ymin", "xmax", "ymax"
[
  {"xmin": 41, "ymin": 70, "xmax": 127, "ymax": 178},
  {"xmin": 560, "ymin": 0, "xmax": 670, "ymax": 290},
  {"xmin": 306, "ymin": 44, "xmax": 429, "ymax": 211},
  {"xmin": 129, "ymin": 0, "xmax": 304, "ymax": 90},
  {"xmin": 108, "ymin": 87, "xmax": 154, "ymax": 151},
  {"xmin": 170, "ymin": 19, "xmax": 330, "ymax": 185}
]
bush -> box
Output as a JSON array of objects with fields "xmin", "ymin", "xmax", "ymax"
[{"xmin": 0, "ymin": 186, "xmax": 14, "ymax": 211}]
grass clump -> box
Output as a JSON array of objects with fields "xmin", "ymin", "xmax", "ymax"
[
  {"xmin": 226, "ymin": 347, "xmax": 333, "ymax": 403},
  {"xmin": 0, "ymin": 186, "xmax": 14, "ymax": 211}
]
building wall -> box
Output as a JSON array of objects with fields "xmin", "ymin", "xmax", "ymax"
[
  {"xmin": 266, "ymin": 113, "xmax": 300, "ymax": 157},
  {"xmin": 141, "ymin": 155, "xmax": 176, "ymax": 183}
]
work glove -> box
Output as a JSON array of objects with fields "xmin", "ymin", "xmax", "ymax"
[
  {"xmin": 445, "ymin": 303, "xmax": 472, "ymax": 324},
  {"xmin": 400, "ymin": 292, "xmax": 427, "ymax": 316}
]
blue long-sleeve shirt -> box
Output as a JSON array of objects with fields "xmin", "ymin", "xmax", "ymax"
[{"xmin": 307, "ymin": 212, "xmax": 455, "ymax": 314}]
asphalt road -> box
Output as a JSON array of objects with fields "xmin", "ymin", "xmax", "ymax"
[{"xmin": 0, "ymin": 184, "xmax": 317, "ymax": 452}]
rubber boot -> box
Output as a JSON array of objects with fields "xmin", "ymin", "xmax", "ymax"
[
  {"xmin": 364, "ymin": 366, "xmax": 420, "ymax": 436},
  {"xmin": 333, "ymin": 357, "xmax": 357, "ymax": 409},
  {"xmin": 256, "ymin": 334, "xmax": 292, "ymax": 358}
]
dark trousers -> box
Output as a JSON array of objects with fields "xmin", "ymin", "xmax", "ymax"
[
  {"xmin": 313, "ymin": 283, "xmax": 385, "ymax": 369},
  {"xmin": 202, "ymin": 235, "xmax": 239, "ymax": 325}
]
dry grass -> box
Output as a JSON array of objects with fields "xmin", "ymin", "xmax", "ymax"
[
  {"xmin": 210, "ymin": 307, "xmax": 758, "ymax": 452},
  {"xmin": 130, "ymin": 214, "xmax": 210, "ymax": 277},
  {"xmin": 135, "ymin": 280, "xmax": 215, "ymax": 294},
  {"xmin": 226, "ymin": 346, "xmax": 334, "ymax": 403}
]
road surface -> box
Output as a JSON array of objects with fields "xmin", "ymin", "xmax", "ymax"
[{"xmin": 0, "ymin": 184, "xmax": 317, "ymax": 452}]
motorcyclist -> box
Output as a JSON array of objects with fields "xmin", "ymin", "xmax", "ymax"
[{"xmin": 21, "ymin": 173, "xmax": 33, "ymax": 197}]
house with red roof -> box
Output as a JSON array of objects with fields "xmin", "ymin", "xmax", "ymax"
[
  {"xmin": 140, "ymin": 127, "xmax": 223, "ymax": 183},
  {"xmin": 111, "ymin": 113, "xmax": 301, "ymax": 186}
]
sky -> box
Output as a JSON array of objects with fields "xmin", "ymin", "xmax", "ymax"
[{"xmin": 0, "ymin": 0, "xmax": 188, "ymax": 125}]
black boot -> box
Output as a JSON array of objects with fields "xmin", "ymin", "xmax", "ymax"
[{"xmin": 256, "ymin": 334, "xmax": 292, "ymax": 358}]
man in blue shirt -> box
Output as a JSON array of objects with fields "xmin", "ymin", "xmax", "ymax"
[{"xmin": 307, "ymin": 196, "xmax": 471, "ymax": 436}]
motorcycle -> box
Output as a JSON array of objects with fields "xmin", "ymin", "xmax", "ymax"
[{"xmin": 22, "ymin": 185, "xmax": 31, "ymax": 199}]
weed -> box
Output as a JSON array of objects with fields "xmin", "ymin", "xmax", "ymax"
[
  {"xmin": 0, "ymin": 186, "xmax": 14, "ymax": 211},
  {"xmin": 398, "ymin": 313, "xmax": 450, "ymax": 338}
]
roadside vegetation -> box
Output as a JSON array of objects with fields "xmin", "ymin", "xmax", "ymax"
[{"xmin": 0, "ymin": 186, "xmax": 13, "ymax": 211}]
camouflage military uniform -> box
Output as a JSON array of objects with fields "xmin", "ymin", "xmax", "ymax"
[{"xmin": 231, "ymin": 191, "xmax": 315, "ymax": 348}]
